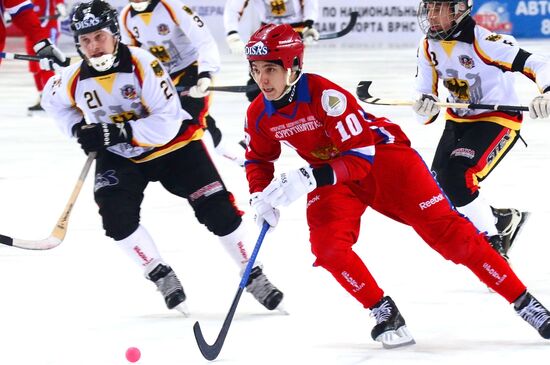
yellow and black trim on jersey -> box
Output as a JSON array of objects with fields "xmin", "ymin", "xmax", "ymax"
[
  {"xmin": 423, "ymin": 39, "xmax": 439, "ymax": 95},
  {"xmin": 130, "ymin": 124, "xmax": 204, "ymax": 163},
  {"xmin": 67, "ymin": 68, "xmax": 81, "ymax": 107},
  {"xmin": 473, "ymin": 39, "xmax": 513, "ymax": 72},
  {"xmin": 446, "ymin": 108, "xmax": 523, "ymax": 131},
  {"xmin": 159, "ymin": 0, "xmax": 179, "ymax": 26}
]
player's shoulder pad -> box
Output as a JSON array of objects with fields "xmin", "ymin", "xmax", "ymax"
[
  {"xmin": 308, "ymin": 74, "xmax": 349, "ymax": 117},
  {"xmin": 477, "ymin": 26, "xmax": 518, "ymax": 47}
]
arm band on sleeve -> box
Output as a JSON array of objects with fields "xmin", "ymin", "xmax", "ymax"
[
  {"xmin": 312, "ymin": 164, "xmax": 335, "ymax": 187},
  {"xmin": 511, "ymin": 49, "xmax": 532, "ymax": 72},
  {"xmin": 544, "ymin": 86, "xmax": 550, "ymax": 93}
]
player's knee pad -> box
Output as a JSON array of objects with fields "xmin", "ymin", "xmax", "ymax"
[
  {"xmin": 429, "ymin": 220, "xmax": 485, "ymax": 265},
  {"xmin": 95, "ymin": 193, "xmax": 140, "ymax": 241},
  {"xmin": 193, "ymin": 192, "xmax": 242, "ymax": 236},
  {"xmin": 436, "ymin": 158, "xmax": 476, "ymax": 206},
  {"xmin": 311, "ymin": 240, "xmax": 350, "ymax": 270}
]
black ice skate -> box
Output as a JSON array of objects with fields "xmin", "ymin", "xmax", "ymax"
[
  {"xmin": 245, "ymin": 266, "xmax": 283, "ymax": 310},
  {"xmin": 370, "ymin": 296, "xmax": 415, "ymax": 349},
  {"xmin": 146, "ymin": 262, "xmax": 188, "ymax": 314},
  {"xmin": 492, "ymin": 207, "xmax": 530, "ymax": 256},
  {"xmin": 488, "ymin": 235, "xmax": 510, "ymax": 261},
  {"xmin": 27, "ymin": 100, "xmax": 44, "ymax": 115},
  {"xmin": 514, "ymin": 291, "xmax": 550, "ymax": 339}
]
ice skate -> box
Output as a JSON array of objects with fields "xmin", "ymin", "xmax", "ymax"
[
  {"xmin": 245, "ymin": 266, "xmax": 283, "ymax": 310},
  {"xmin": 514, "ymin": 291, "xmax": 550, "ymax": 339},
  {"xmin": 146, "ymin": 261, "xmax": 188, "ymax": 315},
  {"xmin": 488, "ymin": 235, "xmax": 509, "ymax": 262},
  {"xmin": 27, "ymin": 98, "xmax": 44, "ymax": 115},
  {"xmin": 492, "ymin": 207, "xmax": 530, "ymax": 256},
  {"xmin": 370, "ymin": 296, "xmax": 415, "ymax": 349}
]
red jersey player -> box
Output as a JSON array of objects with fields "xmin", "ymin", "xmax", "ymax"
[
  {"xmin": 25, "ymin": 0, "xmax": 67, "ymax": 112},
  {"xmin": 243, "ymin": 23, "xmax": 550, "ymax": 348},
  {"xmin": 1, "ymin": 1, "xmax": 67, "ymax": 82}
]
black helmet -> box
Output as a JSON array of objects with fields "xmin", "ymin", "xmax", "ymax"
[
  {"xmin": 71, "ymin": 0, "xmax": 121, "ymax": 71},
  {"xmin": 418, "ymin": 0, "xmax": 473, "ymax": 40}
]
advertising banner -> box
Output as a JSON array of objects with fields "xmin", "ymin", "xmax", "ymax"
[
  {"xmin": 55, "ymin": 0, "xmax": 424, "ymax": 51},
  {"xmin": 472, "ymin": 0, "xmax": 550, "ymax": 38}
]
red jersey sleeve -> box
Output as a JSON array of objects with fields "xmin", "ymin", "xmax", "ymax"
[{"xmin": 308, "ymin": 74, "xmax": 376, "ymax": 183}]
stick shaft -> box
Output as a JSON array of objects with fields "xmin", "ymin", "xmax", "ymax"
[{"xmin": 193, "ymin": 222, "xmax": 270, "ymax": 360}]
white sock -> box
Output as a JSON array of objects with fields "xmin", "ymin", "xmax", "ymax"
[
  {"xmin": 218, "ymin": 221, "xmax": 261, "ymax": 269},
  {"xmin": 456, "ymin": 196, "xmax": 498, "ymax": 236},
  {"xmin": 116, "ymin": 225, "xmax": 164, "ymax": 271}
]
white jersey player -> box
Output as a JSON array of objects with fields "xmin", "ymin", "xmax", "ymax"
[
  {"xmin": 224, "ymin": 0, "xmax": 320, "ymax": 53},
  {"xmin": 119, "ymin": 0, "xmax": 246, "ymax": 166},
  {"xmin": 413, "ymin": 0, "xmax": 550, "ymax": 260},
  {"xmin": 41, "ymin": 0, "xmax": 283, "ymax": 314}
]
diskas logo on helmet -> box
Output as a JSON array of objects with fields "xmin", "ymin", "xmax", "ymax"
[
  {"xmin": 74, "ymin": 14, "xmax": 101, "ymax": 31},
  {"xmin": 245, "ymin": 41, "xmax": 268, "ymax": 56}
]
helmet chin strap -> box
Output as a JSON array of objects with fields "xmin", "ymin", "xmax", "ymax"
[
  {"xmin": 130, "ymin": 1, "xmax": 150, "ymax": 12},
  {"xmin": 86, "ymin": 39, "xmax": 119, "ymax": 72},
  {"xmin": 273, "ymin": 68, "xmax": 302, "ymax": 101}
]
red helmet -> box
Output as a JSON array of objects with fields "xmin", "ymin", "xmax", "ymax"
[{"xmin": 245, "ymin": 24, "xmax": 304, "ymax": 70}]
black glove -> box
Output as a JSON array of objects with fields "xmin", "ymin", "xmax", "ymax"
[
  {"xmin": 33, "ymin": 39, "xmax": 70, "ymax": 71},
  {"xmin": 245, "ymin": 77, "xmax": 260, "ymax": 102},
  {"xmin": 74, "ymin": 122, "xmax": 132, "ymax": 154}
]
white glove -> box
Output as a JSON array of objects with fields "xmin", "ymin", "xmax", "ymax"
[
  {"xmin": 529, "ymin": 92, "xmax": 550, "ymax": 119},
  {"xmin": 226, "ymin": 32, "xmax": 245, "ymax": 55},
  {"xmin": 56, "ymin": 3, "xmax": 69, "ymax": 19},
  {"xmin": 250, "ymin": 192, "xmax": 280, "ymax": 230},
  {"xmin": 33, "ymin": 39, "xmax": 68, "ymax": 71},
  {"xmin": 263, "ymin": 166, "xmax": 317, "ymax": 207},
  {"xmin": 302, "ymin": 26, "xmax": 320, "ymax": 45},
  {"xmin": 412, "ymin": 93, "xmax": 440, "ymax": 117},
  {"xmin": 189, "ymin": 77, "xmax": 211, "ymax": 98}
]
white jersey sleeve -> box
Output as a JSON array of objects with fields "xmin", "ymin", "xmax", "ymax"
[
  {"xmin": 524, "ymin": 52, "xmax": 550, "ymax": 93},
  {"xmin": 474, "ymin": 29, "xmax": 550, "ymax": 95},
  {"xmin": 223, "ymin": 0, "xmax": 247, "ymax": 35},
  {"xmin": 414, "ymin": 37, "xmax": 439, "ymax": 125},
  {"xmin": 303, "ymin": 0, "xmax": 319, "ymax": 22},
  {"xmin": 171, "ymin": 2, "xmax": 220, "ymax": 75},
  {"xmin": 41, "ymin": 62, "xmax": 86, "ymax": 138}
]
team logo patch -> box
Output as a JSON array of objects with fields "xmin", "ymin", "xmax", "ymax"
[
  {"xmin": 94, "ymin": 170, "xmax": 119, "ymax": 192},
  {"xmin": 245, "ymin": 41, "xmax": 268, "ymax": 56},
  {"xmin": 458, "ymin": 55, "xmax": 475, "ymax": 69},
  {"xmin": 485, "ymin": 34, "xmax": 502, "ymax": 42},
  {"xmin": 150, "ymin": 60, "xmax": 164, "ymax": 77},
  {"xmin": 182, "ymin": 5, "xmax": 194, "ymax": 15},
  {"xmin": 73, "ymin": 13, "xmax": 101, "ymax": 31},
  {"xmin": 157, "ymin": 23, "xmax": 170, "ymax": 35},
  {"xmin": 451, "ymin": 147, "xmax": 475, "ymax": 159},
  {"xmin": 120, "ymin": 84, "xmax": 138, "ymax": 100},
  {"xmin": 321, "ymin": 89, "xmax": 346, "ymax": 117}
]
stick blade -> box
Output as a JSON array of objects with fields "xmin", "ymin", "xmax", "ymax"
[
  {"xmin": 356, "ymin": 81, "xmax": 373, "ymax": 101},
  {"xmin": 193, "ymin": 322, "xmax": 222, "ymax": 361}
]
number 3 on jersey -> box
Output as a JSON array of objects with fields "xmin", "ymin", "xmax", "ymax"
[{"xmin": 335, "ymin": 113, "xmax": 364, "ymax": 142}]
